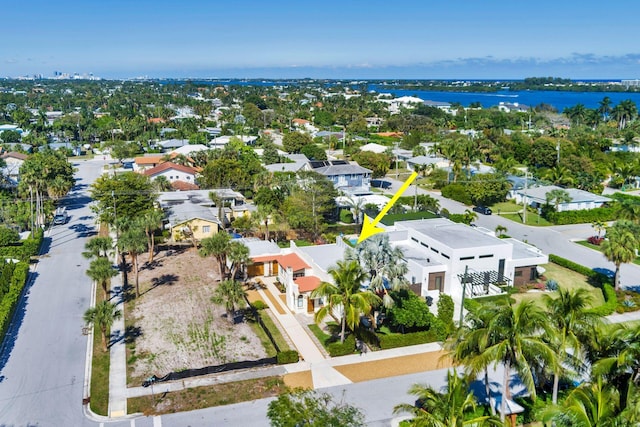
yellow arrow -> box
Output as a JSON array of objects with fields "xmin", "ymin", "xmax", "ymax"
[{"xmin": 357, "ymin": 172, "xmax": 418, "ymax": 244}]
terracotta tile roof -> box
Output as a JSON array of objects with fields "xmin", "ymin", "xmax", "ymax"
[
  {"xmin": 375, "ymin": 132, "xmax": 404, "ymax": 138},
  {"xmin": 143, "ymin": 162, "xmax": 197, "ymax": 177},
  {"xmin": 292, "ymin": 118, "xmax": 310, "ymax": 125},
  {"xmin": 295, "ymin": 276, "xmax": 321, "ymax": 293},
  {"xmin": 135, "ymin": 156, "xmax": 164, "ymax": 165},
  {"xmin": 276, "ymin": 253, "xmax": 310, "ymax": 271},
  {"xmin": 147, "ymin": 117, "xmax": 166, "ymax": 124},
  {"xmin": 252, "ymin": 254, "xmax": 280, "ymax": 263},
  {"xmin": 171, "ymin": 180, "xmax": 199, "ymax": 191}
]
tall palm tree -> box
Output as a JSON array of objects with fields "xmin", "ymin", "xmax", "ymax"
[
  {"xmin": 543, "ymin": 165, "xmax": 574, "ymax": 187},
  {"xmin": 598, "ymin": 96, "xmax": 612, "ymax": 122},
  {"xmin": 199, "ymin": 231, "xmax": 232, "ymax": 277},
  {"xmin": 86, "ymin": 257, "xmax": 119, "ymax": 301},
  {"xmin": 118, "ymin": 222, "xmax": 148, "ymax": 297},
  {"xmin": 227, "ymin": 240, "xmax": 250, "ymax": 281},
  {"xmin": 141, "ymin": 209, "xmax": 164, "ymax": 263},
  {"xmin": 543, "ymin": 287, "xmax": 605, "ymax": 404},
  {"xmin": 212, "ymin": 279, "xmax": 247, "ymax": 323},
  {"xmin": 601, "ymin": 221, "xmax": 639, "ymax": 291},
  {"xmin": 545, "ymin": 188, "xmax": 572, "ymax": 212},
  {"xmin": 447, "ymin": 308, "xmax": 497, "ymax": 415},
  {"xmin": 311, "ymin": 260, "xmax": 381, "ymax": 343},
  {"xmin": 84, "ymin": 301, "xmax": 121, "ymax": 352},
  {"xmin": 393, "ymin": 369, "xmax": 502, "ymax": 426},
  {"xmin": 478, "ymin": 299, "xmax": 556, "ymax": 421}
]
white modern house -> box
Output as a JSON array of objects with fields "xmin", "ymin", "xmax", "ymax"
[{"xmin": 511, "ymin": 185, "xmax": 611, "ymax": 212}]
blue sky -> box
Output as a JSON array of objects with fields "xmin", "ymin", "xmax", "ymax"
[{"xmin": 3, "ymin": 0, "xmax": 640, "ymax": 79}]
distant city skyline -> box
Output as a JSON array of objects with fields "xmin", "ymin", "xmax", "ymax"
[{"xmin": 3, "ymin": 0, "xmax": 640, "ymax": 80}]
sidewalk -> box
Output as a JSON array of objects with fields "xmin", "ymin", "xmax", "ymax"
[{"xmin": 108, "ymin": 270, "xmax": 128, "ymax": 417}]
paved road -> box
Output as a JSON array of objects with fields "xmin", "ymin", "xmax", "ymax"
[
  {"xmin": 385, "ymin": 176, "xmax": 640, "ymax": 289},
  {"xmin": 0, "ymin": 159, "xmax": 102, "ymax": 427}
]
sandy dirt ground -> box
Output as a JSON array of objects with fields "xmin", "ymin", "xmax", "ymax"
[
  {"xmin": 128, "ymin": 247, "xmax": 267, "ymax": 380},
  {"xmin": 283, "ymin": 371, "xmax": 313, "ymax": 389},
  {"xmin": 334, "ymin": 350, "xmax": 453, "ymax": 383}
]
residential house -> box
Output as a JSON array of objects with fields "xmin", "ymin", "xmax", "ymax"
[
  {"xmin": 170, "ymin": 144, "xmax": 209, "ymax": 157},
  {"xmin": 387, "ymin": 218, "xmax": 548, "ymax": 315},
  {"xmin": 264, "ymin": 153, "xmax": 309, "ymax": 173},
  {"xmin": 511, "ymin": 185, "xmax": 611, "ymax": 212},
  {"xmin": 143, "ymin": 162, "xmax": 199, "ymax": 187},
  {"xmin": 158, "ymin": 191, "xmax": 222, "ymax": 242},
  {"xmin": 0, "ymin": 151, "xmax": 27, "ymax": 184},
  {"xmin": 157, "ymin": 138, "xmax": 189, "ymax": 151},
  {"xmin": 305, "ymin": 160, "xmax": 372, "ymax": 194},
  {"xmin": 497, "ymin": 102, "xmax": 530, "ymax": 113},
  {"xmin": 133, "ymin": 155, "xmax": 164, "ymax": 172},
  {"xmin": 359, "ymin": 142, "xmax": 389, "ymax": 154},
  {"xmin": 209, "ymin": 135, "xmax": 258, "ymax": 149},
  {"xmin": 406, "ymin": 155, "xmax": 448, "ymax": 172},
  {"xmin": 424, "ymin": 100, "xmax": 457, "ymax": 115}
]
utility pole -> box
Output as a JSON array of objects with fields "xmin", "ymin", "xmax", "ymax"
[
  {"xmin": 556, "ymin": 141, "xmax": 560, "ymax": 165},
  {"xmin": 395, "ymin": 141, "xmax": 399, "ymax": 179},
  {"xmin": 459, "ymin": 265, "xmax": 469, "ymax": 325},
  {"xmin": 523, "ymin": 171, "xmax": 528, "ymax": 224}
]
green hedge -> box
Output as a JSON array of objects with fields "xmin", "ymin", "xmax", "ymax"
[
  {"xmin": 0, "ymin": 262, "xmax": 30, "ymax": 340},
  {"xmin": 251, "ymin": 300, "xmax": 268, "ymax": 310},
  {"xmin": 0, "ymin": 228, "xmax": 44, "ymax": 261},
  {"xmin": 441, "ymin": 184, "xmax": 473, "ymax": 205},
  {"xmin": 327, "ymin": 334, "xmax": 356, "ymax": 357},
  {"xmin": 545, "ymin": 207, "xmax": 617, "ymax": 225},
  {"xmin": 378, "ymin": 330, "xmax": 439, "ymax": 349},
  {"xmin": 276, "ymin": 350, "xmax": 300, "ymax": 364},
  {"xmin": 588, "ymin": 284, "xmax": 617, "ymax": 316}
]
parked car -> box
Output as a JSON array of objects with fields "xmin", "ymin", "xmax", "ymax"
[
  {"xmin": 371, "ymin": 179, "xmax": 392, "ymax": 189},
  {"xmin": 53, "ymin": 207, "xmax": 68, "ymax": 225},
  {"xmin": 473, "ymin": 205, "xmax": 492, "ymax": 215}
]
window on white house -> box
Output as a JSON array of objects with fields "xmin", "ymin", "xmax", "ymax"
[{"xmin": 297, "ymin": 295, "xmax": 304, "ymax": 308}]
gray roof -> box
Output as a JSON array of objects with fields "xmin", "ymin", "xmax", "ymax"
[
  {"xmin": 298, "ymin": 243, "xmax": 345, "ymax": 272},
  {"xmin": 505, "ymin": 238, "xmax": 546, "ymax": 261},
  {"xmin": 311, "ymin": 162, "xmax": 372, "ymax": 176},
  {"xmin": 238, "ymin": 238, "xmax": 281, "ymax": 257},
  {"xmin": 158, "ymin": 138, "xmax": 189, "ymax": 149},
  {"xmin": 516, "ymin": 185, "xmax": 611, "ymax": 203},
  {"xmin": 265, "ymin": 162, "xmax": 306, "ymax": 173},
  {"xmin": 407, "ymin": 155, "xmax": 444, "ymax": 165},
  {"xmin": 158, "ymin": 189, "xmax": 245, "ymax": 204},
  {"xmin": 394, "ymin": 242, "xmax": 444, "ymax": 267},
  {"xmin": 164, "ymin": 201, "xmax": 219, "ymax": 226},
  {"xmin": 395, "ymin": 218, "xmax": 510, "ymax": 250}
]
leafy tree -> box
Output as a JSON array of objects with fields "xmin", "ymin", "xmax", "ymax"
[
  {"xmin": 387, "ymin": 289, "xmax": 436, "ymax": 332},
  {"xmin": 393, "ymin": 369, "xmax": 501, "ymax": 427},
  {"xmin": 601, "ymin": 220, "xmax": 639, "ymax": 291},
  {"xmin": 267, "ymin": 389, "xmax": 365, "ymax": 427},
  {"xmin": 312, "ymin": 260, "xmax": 381, "ymax": 343},
  {"xmin": 351, "ymin": 151, "xmax": 390, "ymax": 178},
  {"xmin": 227, "ymin": 240, "xmax": 250, "ymax": 280},
  {"xmin": 466, "ymin": 173, "xmax": 511, "ymax": 206},
  {"xmin": 211, "ymin": 279, "xmax": 247, "ymax": 323},
  {"xmin": 0, "ymin": 226, "xmax": 20, "ymax": 246},
  {"xmin": 300, "ymin": 144, "xmax": 327, "ymax": 161},
  {"xmin": 117, "ymin": 220, "xmax": 148, "ymax": 297},
  {"xmin": 84, "ymin": 301, "xmax": 121, "ymax": 352},
  {"xmin": 90, "ymin": 172, "xmax": 156, "ymax": 225},
  {"xmin": 107, "ymin": 139, "xmax": 139, "ymax": 163},
  {"xmin": 86, "ymin": 257, "xmax": 118, "ymax": 301},
  {"xmin": 282, "ymin": 131, "xmax": 312, "ymax": 154}
]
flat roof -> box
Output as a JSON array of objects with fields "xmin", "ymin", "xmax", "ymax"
[
  {"xmin": 298, "ymin": 243, "xmax": 345, "ymax": 273},
  {"xmin": 394, "ymin": 242, "xmax": 444, "ymax": 267},
  {"xmin": 395, "ymin": 218, "xmax": 510, "ymax": 250}
]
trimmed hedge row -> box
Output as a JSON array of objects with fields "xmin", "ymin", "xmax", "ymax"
[
  {"xmin": 327, "ymin": 334, "xmax": 356, "ymax": 357},
  {"xmin": 378, "ymin": 330, "xmax": 439, "ymax": 350},
  {"xmin": 0, "ymin": 228, "xmax": 44, "ymax": 261},
  {"xmin": 545, "ymin": 206, "xmax": 617, "ymax": 225},
  {"xmin": 276, "ymin": 350, "xmax": 299, "ymax": 364},
  {"xmin": 0, "ymin": 262, "xmax": 30, "ymax": 340},
  {"xmin": 588, "ymin": 283, "xmax": 617, "ymax": 316}
]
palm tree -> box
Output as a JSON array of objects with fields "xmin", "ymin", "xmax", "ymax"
[
  {"xmin": 141, "ymin": 209, "xmax": 164, "ymax": 263},
  {"xmin": 82, "ymin": 236, "xmax": 114, "ymax": 259},
  {"xmin": 227, "ymin": 240, "xmax": 250, "ymax": 280},
  {"xmin": 84, "ymin": 301, "xmax": 121, "ymax": 352},
  {"xmin": 118, "ymin": 222, "xmax": 148, "ymax": 297},
  {"xmin": 152, "ymin": 175, "xmax": 172, "ymax": 192},
  {"xmin": 254, "ymin": 204, "xmax": 278, "ymax": 241},
  {"xmin": 393, "ymin": 369, "xmax": 502, "ymax": 426},
  {"xmin": 311, "ymin": 260, "xmax": 381, "ymax": 343},
  {"xmin": 447, "ymin": 308, "xmax": 497, "ymax": 415},
  {"xmin": 86, "ymin": 257, "xmax": 119, "ymax": 301},
  {"xmin": 598, "ymin": 96, "xmax": 612, "ymax": 122},
  {"xmin": 211, "ymin": 279, "xmax": 247, "ymax": 323},
  {"xmin": 592, "ymin": 220, "xmax": 606, "ymax": 238},
  {"xmin": 543, "ymin": 287, "xmax": 605, "ymax": 404},
  {"xmin": 601, "ymin": 221, "xmax": 639, "ymax": 291},
  {"xmin": 478, "ymin": 299, "xmax": 556, "ymax": 421},
  {"xmin": 199, "ymin": 231, "xmax": 232, "ymax": 278},
  {"xmin": 540, "ymin": 375, "xmax": 620, "ymax": 427},
  {"xmin": 345, "ymin": 234, "xmax": 408, "ymax": 307},
  {"xmin": 543, "ymin": 165, "xmax": 574, "ymax": 187},
  {"xmin": 545, "ymin": 188, "xmax": 572, "ymax": 212},
  {"xmin": 494, "ymin": 225, "xmax": 507, "ymax": 238},
  {"xmin": 615, "ymin": 197, "xmax": 640, "ymax": 224}
]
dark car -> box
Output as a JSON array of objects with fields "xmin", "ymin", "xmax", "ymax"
[
  {"xmin": 473, "ymin": 205, "xmax": 492, "ymax": 215},
  {"xmin": 371, "ymin": 179, "xmax": 392, "ymax": 189}
]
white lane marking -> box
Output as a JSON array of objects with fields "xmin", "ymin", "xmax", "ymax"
[{"xmin": 153, "ymin": 416, "xmax": 162, "ymax": 427}]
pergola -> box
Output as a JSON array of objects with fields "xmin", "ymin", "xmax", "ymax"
[{"xmin": 457, "ymin": 270, "xmax": 511, "ymax": 297}]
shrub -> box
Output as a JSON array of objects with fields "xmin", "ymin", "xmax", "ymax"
[
  {"xmin": 339, "ymin": 209, "xmax": 354, "ymax": 224},
  {"xmin": 437, "ymin": 294, "xmax": 455, "ymax": 334},
  {"xmin": 545, "ymin": 279, "xmax": 559, "ymax": 291},
  {"xmin": 0, "ymin": 227, "xmax": 20, "ymax": 247},
  {"xmin": 0, "ymin": 262, "xmax": 29, "ymax": 339},
  {"xmin": 378, "ymin": 330, "xmax": 439, "ymax": 349},
  {"xmin": 587, "ymin": 236, "xmax": 604, "ymax": 245},
  {"xmin": 545, "ymin": 207, "xmax": 617, "ymax": 225},
  {"xmin": 588, "ymin": 284, "xmax": 617, "ymax": 316},
  {"xmin": 251, "ymin": 300, "xmax": 268, "ymax": 310},
  {"xmin": 441, "ymin": 184, "xmax": 473, "ymax": 205},
  {"xmin": 276, "ymin": 350, "xmax": 299, "ymax": 364},
  {"xmin": 327, "ymin": 334, "xmax": 356, "ymax": 357}
]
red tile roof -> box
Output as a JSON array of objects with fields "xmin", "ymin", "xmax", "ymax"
[
  {"xmin": 171, "ymin": 180, "xmax": 199, "ymax": 191},
  {"xmin": 252, "ymin": 254, "xmax": 280, "ymax": 263},
  {"xmin": 143, "ymin": 162, "xmax": 197, "ymax": 177},
  {"xmin": 293, "ymin": 118, "xmax": 310, "ymax": 125},
  {"xmin": 276, "ymin": 253, "xmax": 310, "ymax": 271},
  {"xmin": 0, "ymin": 151, "xmax": 28, "ymax": 161},
  {"xmin": 135, "ymin": 156, "xmax": 164, "ymax": 165},
  {"xmin": 295, "ymin": 276, "xmax": 321, "ymax": 293}
]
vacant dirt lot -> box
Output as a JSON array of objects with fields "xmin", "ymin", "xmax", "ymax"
[{"xmin": 127, "ymin": 247, "xmax": 267, "ymax": 383}]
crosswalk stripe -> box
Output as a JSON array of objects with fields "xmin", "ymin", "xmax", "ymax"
[{"xmin": 153, "ymin": 415, "xmax": 162, "ymax": 427}]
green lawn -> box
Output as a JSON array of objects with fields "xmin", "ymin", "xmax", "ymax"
[
  {"xmin": 490, "ymin": 201, "xmax": 552, "ymax": 226},
  {"xmin": 510, "ymin": 262, "xmax": 605, "ymax": 307},
  {"xmin": 247, "ymin": 310, "xmax": 291, "ymax": 357},
  {"xmin": 308, "ymin": 323, "xmax": 332, "ymax": 350},
  {"xmin": 576, "ymin": 240, "xmax": 640, "ymax": 266},
  {"xmin": 89, "ymin": 325, "xmax": 110, "ymax": 416}
]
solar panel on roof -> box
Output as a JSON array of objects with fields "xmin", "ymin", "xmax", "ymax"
[{"xmin": 330, "ymin": 160, "xmax": 349, "ymax": 165}]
